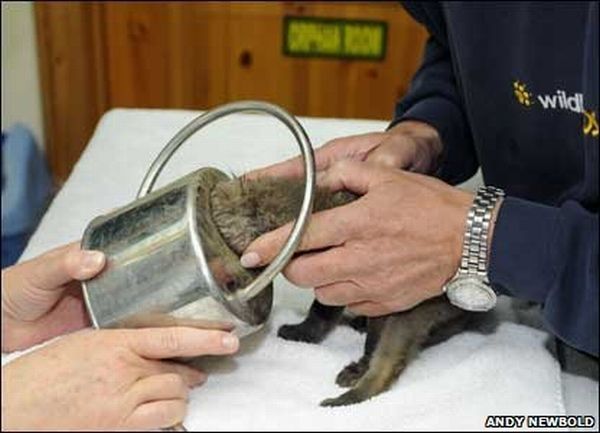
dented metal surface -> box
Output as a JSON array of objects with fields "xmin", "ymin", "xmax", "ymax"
[{"xmin": 80, "ymin": 101, "xmax": 315, "ymax": 339}]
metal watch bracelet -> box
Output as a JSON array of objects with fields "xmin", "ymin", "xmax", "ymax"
[{"xmin": 459, "ymin": 185, "xmax": 505, "ymax": 279}]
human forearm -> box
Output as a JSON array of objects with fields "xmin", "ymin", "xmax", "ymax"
[{"xmin": 489, "ymin": 197, "xmax": 599, "ymax": 356}]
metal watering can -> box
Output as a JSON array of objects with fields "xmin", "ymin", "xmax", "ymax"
[{"xmin": 81, "ymin": 101, "xmax": 316, "ymax": 338}]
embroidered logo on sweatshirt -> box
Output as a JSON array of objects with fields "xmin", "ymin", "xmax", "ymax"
[
  {"xmin": 513, "ymin": 81, "xmax": 534, "ymax": 107},
  {"xmin": 512, "ymin": 80, "xmax": 598, "ymax": 137}
]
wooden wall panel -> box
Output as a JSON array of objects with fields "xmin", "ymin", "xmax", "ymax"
[
  {"xmin": 227, "ymin": 3, "xmax": 296, "ymax": 110},
  {"xmin": 35, "ymin": 1, "xmax": 108, "ymax": 183},
  {"xmin": 35, "ymin": 1, "xmax": 428, "ymax": 182},
  {"xmin": 103, "ymin": 2, "xmax": 230, "ymax": 108},
  {"xmin": 226, "ymin": 2, "xmax": 428, "ymax": 119}
]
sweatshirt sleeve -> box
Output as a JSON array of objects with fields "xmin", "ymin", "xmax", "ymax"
[
  {"xmin": 490, "ymin": 198, "xmax": 599, "ymax": 356},
  {"xmin": 390, "ymin": 2, "xmax": 478, "ymax": 185}
]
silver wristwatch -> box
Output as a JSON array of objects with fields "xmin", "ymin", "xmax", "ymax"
[{"xmin": 443, "ymin": 185, "xmax": 505, "ymax": 312}]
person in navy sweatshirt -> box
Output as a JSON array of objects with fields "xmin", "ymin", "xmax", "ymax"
[{"xmin": 242, "ymin": 2, "xmax": 598, "ymax": 357}]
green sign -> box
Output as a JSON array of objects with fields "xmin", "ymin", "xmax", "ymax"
[{"xmin": 283, "ymin": 16, "xmax": 387, "ymax": 61}]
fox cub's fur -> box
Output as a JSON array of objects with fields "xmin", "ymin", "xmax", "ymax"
[{"xmin": 210, "ymin": 176, "xmax": 468, "ymax": 406}]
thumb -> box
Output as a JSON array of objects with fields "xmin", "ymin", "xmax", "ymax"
[
  {"xmin": 240, "ymin": 204, "xmax": 356, "ymax": 268},
  {"xmin": 240, "ymin": 160, "xmax": 387, "ymax": 268},
  {"xmin": 244, "ymin": 132, "xmax": 386, "ymax": 180},
  {"xmin": 317, "ymin": 160, "xmax": 393, "ymax": 196},
  {"xmin": 14, "ymin": 242, "xmax": 106, "ymax": 291},
  {"xmin": 244, "ymin": 153, "xmax": 308, "ymax": 180},
  {"xmin": 126, "ymin": 327, "xmax": 239, "ymax": 359},
  {"xmin": 365, "ymin": 132, "xmax": 416, "ymax": 169}
]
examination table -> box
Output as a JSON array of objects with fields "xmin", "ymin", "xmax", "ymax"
[{"xmin": 2, "ymin": 109, "xmax": 598, "ymax": 430}]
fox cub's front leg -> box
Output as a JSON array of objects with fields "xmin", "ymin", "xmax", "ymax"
[{"xmin": 278, "ymin": 300, "xmax": 344, "ymax": 343}]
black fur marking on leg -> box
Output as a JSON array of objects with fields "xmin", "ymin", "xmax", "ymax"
[
  {"xmin": 341, "ymin": 315, "xmax": 367, "ymax": 332},
  {"xmin": 278, "ymin": 301, "xmax": 344, "ymax": 344}
]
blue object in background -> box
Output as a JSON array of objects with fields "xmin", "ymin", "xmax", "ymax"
[{"xmin": 1, "ymin": 124, "xmax": 53, "ymax": 268}]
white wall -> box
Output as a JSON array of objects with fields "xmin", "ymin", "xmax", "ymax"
[{"xmin": 1, "ymin": 1, "xmax": 45, "ymax": 149}]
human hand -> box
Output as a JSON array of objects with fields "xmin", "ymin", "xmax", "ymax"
[
  {"xmin": 1, "ymin": 326, "xmax": 239, "ymax": 430},
  {"xmin": 1, "ymin": 242, "xmax": 106, "ymax": 352},
  {"xmin": 241, "ymin": 160, "xmax": 473, "ymax": 315},
  {"xmin": 245, "ymin": 120, "xmax": 442, "ymax": 180}
]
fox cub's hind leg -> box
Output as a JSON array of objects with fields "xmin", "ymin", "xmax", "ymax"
[
  {"xmin": 321, "ymin": 313, "xmax": 426, "ymax": 407},
  {"xmin": 335, "ymin": 316, "xmax": 387, "ymax": 388},
  {"xmin": 321, "ymin": 298, "xmax": 464, "ymax": 407},
  {"xmin": 278, "ymin": 300, "xmax": 344, "ymax": 343}
]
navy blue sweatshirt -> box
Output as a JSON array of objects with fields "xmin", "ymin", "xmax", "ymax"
[{"xmin": 393, "ymin": 2, "xmax": 598, "ymax": 356}]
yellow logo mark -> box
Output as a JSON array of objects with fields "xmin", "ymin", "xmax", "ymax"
[
  {"xmin": 583, "ymin": 110, "xmax": 599, "ymax": 137},
  {"xmin": 513, "ymin": 81, "xmax": 534, "ymax": 107}
]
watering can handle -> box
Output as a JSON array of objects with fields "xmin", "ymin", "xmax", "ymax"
[{"xmin": 136, "ymin": 100, "xmax": 316, "ymax": 303}]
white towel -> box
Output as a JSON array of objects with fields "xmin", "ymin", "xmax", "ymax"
[
  {"xmin": 3, "ymin": 109, "xmax": 576, "ymax": 430},
  {"xmin": 185, "ymin": 283, "xmax": 565, "ymax": 431}
]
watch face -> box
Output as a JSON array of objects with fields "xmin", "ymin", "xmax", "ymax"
[{"xmin": 445, "ymin": 276, "xmax": 497, "ymax": 312}]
